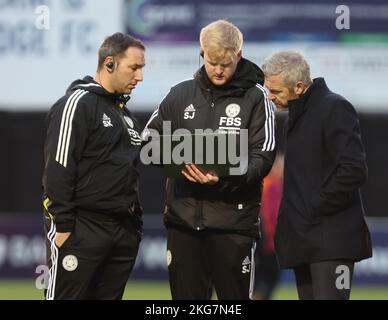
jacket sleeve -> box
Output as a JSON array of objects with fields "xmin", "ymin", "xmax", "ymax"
[
  {"xmin": 216, "ymin": 87, "xmax": 277, "ymax": 193},
  {"xmin": 42, "ymin": 91, "xmax": 91, "ymax": 232},
  {"xmin": 141, "ymin": 89, "xmax": 175, "ymax": 167},
  {"xmin": 311, "ymin": 99, "xmax": 367, "ymax": 216},
  {"xmin": 142, "ymin": 89, "xmax": 175, "ymax": 137}
]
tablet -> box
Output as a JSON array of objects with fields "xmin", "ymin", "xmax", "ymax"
[{"xmin": 147, "ymin": 131, "xmax": 248, "ymax": 178}]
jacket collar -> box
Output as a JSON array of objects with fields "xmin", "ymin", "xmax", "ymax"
[
  {"xmin": 66, "ymin": 76, "xmax": 131, "ymax": 108},
  {"xmin": 287, "ymin": 78, "xmax": 327, "ymax": 131}
]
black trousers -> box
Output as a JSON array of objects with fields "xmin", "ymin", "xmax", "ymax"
[
  {"xmin": 293, "ymin": 260, "xmax": 355, "ymax": 300},
  {"xmin": 44, "ymin": 212, "xmax": 141, "ymax": 300},
  {"xmin": 253, "ymin": 252, "xmax": 281, "ymax": 300},
  {"xmin": 167, "ymin": 226, "xmax": 256, "ymax": 300}
]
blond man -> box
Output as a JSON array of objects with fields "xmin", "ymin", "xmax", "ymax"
[{"xmin": 143, "ymin": 20, "xmax": 276, "ymax": 299}]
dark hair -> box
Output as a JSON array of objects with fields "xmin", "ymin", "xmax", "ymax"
[{"xmin": 97, "ymin": 32, "xmax": 145, "ymax": 70}]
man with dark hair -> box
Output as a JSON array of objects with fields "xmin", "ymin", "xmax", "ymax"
[
  {"xmin": 42, "ymin": 32, "xmax": 146, "ymax": 300},
  {"xmin": 97, "ymin": 32, "xmax": 145, "ymax": 71}
]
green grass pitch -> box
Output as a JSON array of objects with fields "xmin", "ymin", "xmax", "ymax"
[{"xmin": 0, "ymin": 280, "xmax": 387, "ymax": 300}]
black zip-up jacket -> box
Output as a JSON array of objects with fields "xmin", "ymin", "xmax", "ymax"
[
  {"xmin": 143, "ymin": 58, "xmax": 276, "ymax": 237},
  {"xmin": 42, "ymin": 76, "xmax": 143, "ymax": 232},
  {"xmin": 275, "ymin": 78, "xmax": 372, "ymax": 268}
]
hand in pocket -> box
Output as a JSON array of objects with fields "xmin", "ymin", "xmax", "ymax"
[{"xmin": 55, "ymin": 232, "xmax": 72, "ymax": 248}]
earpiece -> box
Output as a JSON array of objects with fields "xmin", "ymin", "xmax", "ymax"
[{"xmin": 106, "ymin": 60, "xmax": 115, "ymax": 72}]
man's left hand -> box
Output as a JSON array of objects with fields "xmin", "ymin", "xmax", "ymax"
[{"xmin": 181, "ymin": 164, "xmax": 219, "ymax": 185}]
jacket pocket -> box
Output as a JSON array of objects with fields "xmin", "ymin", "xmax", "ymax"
[
  {"xmin": 310, "ymin": 191, "xmax": 321, "ymax": 217},
  {"xmin": 75, "ymin": 174, "xmax": 92, "ymax": 192}
]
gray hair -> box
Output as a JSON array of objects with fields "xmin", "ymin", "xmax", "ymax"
[{"xmin": 262, "ymin": 51, "xmax": 312, "ymax": 89}]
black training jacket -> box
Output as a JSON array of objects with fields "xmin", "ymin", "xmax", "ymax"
[
  {"xmin": 143, "ymin": 58, "xmax": 276, "ymax": 237},
  {"xmin": 42, "ymin": 76, "xmax": 143, "ymax": 232}
]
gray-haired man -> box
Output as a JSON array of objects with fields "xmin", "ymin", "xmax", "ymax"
[{"xmin": 263, "ymin": 51, "xmax": 372, "ymax": 300}]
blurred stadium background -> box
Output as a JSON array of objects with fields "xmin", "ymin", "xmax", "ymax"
[{"xmin": 1, "ymin": 0, "xmax": 388, "ymax": 300}]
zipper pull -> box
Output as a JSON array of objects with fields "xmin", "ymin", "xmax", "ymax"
[{"xmin": 211, "ymin": 102, "xmax": 215, "ymax": 108}]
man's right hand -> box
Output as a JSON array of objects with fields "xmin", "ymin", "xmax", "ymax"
[{"xmin": 55, "ymin": 232, "xmax": 72, "ymax": 248}]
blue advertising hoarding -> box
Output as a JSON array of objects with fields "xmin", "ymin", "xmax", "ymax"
[
  {"xmin": 125, "ymin": 0, "xmax": 388, "ymax": 43},
  {"xmin": 1, "ymin": 214, "xmax": 388, "ymax": 286}
]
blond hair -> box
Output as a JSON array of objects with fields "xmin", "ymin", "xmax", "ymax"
[
  {"xmin": 200, "ymin": 20, "xmax": 243, "ymax": 62},
  {"xmin": 262, "ymin": 51, "xmax": 312, "ymax": 89}
]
